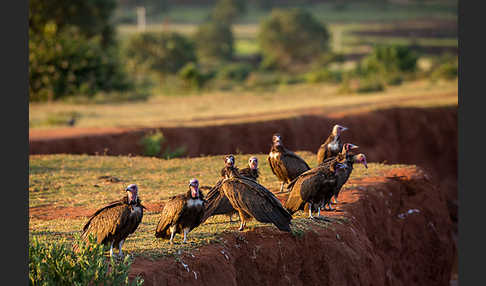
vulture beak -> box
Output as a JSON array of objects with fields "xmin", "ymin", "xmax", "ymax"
[
  {"xmin": 360, "ymin": 155, "xmax": 368, "ymax": 169},
  {"xmin": 340, "ymin": 126, "xmax": 348, "ymax": 132},
  {"xmin": 349, "ymin": 144, "xmax": 359, "ymax": 150}
]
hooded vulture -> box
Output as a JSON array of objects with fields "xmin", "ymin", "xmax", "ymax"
[
  {"xmin": 75, "ymin": 184, "xmax": 145, "ymax": 257},
  {"xmin": 155, "ymin": 178, "xmax": 206, "ymax": 244},
  {"xmin": 316, "ymin": 124, "xmax": 348, "ymax": 165},
  {"xmin": 322, "ymin": 151, "xmax": 368, "ymax": 211},
  {"xmin": 268, "ymin": 134, "xmax": 311, "ymax": 192},
  {"xmin": 200, "ymin": 155, "xmax": 240, "ymax": 224},
  {"xmin": 239, "ymin": 156, "xmax": 260, "ymax": 182},
  {"xmin": 203, "ymin": 163, "xmax": 292, "ymax": 232},
  {"xmin": 284, "ymin": 161, "xmax": 348, "ymax": 218}
]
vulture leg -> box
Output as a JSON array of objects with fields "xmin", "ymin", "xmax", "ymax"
[
  {"xmin": 308, "ymin": 203, "xmax": 314, "ymax": 218},
  {"xmin": 109, "ymin": 242, "xmax": 114, "ymax": 257},
  {"xmin": 238, "ymin": 210, "xmax": 247, "ymax": 231},
  {"xmin": 280, "ymin": 182, "xmax": 285, "ymax": 193},
  {"xmin": 169, "ymin": 226, "xmax": 176, "ymax": 245},
  {"xmin": 182, "ymin": 228, "xmax": 189, "ymax": 244},
  {"xmin": 317, "ymin": 206, "xmax": 321, "ymax": 217},
  {"xmin": 118, "ymin": 239, "xmax": 125, "ymax": 257}
]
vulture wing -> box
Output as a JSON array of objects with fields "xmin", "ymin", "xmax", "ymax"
[
  {"xmin": 155, "ymin": 196, "xmax": 186, "ymax": 238},
  {"xmin": 281, "ymin": 150, "xmax": 311, "ymax": 181},
  {"xmin": 200, "ymin": 182, "xmax": 236, "ymax": 223},
  {"xmin": 221, "ymin": 177, "xmax": 292, "ymax": 232},
  {"xmin": 81, "ymin": 201, "xmax": 131, "ymax": 245}
]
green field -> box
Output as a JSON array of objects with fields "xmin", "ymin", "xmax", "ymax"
[{"xmin": 29, "ymin": 152, "xmax": 414, "ymax": 258}]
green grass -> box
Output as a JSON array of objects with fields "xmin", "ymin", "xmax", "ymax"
[{"xmin": 29, "ymin": 152, "xmax": 415, "ymax": 258}]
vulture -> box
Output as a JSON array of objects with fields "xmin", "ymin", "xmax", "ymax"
[
  {"xmin": 238, "ymin": 156, "xmax": 260, "ymax": 181},
  {"xmin": 203, "ymin": 163, "xmax": 292, "ymax": 232},
  {"xmin": 200, "ymin": 155, "xmax": 240, "ymax": 223},
  {"xmin": 322, "ymin": 151, "xmax": 368, "ymax": 211},
  {"xmin": 284, "ymin": 161, "xmax": 348, "ymax": 218},
  {"xmin": 316, "ymin": 124, "xmax": 348, "ymax": 165},
  {"xmin": 75, "ymin": 184, "xmax": 145, "ymax": 257},
  {"xmin": 268, "ymin": 134, "xmax": 311, "ymax": 192},
  {"xmin": 155, "ymin": 178, "xmax": 205, "ymax": 244}
]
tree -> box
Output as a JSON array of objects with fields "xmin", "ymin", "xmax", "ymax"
[
  {"xmin": 125, "ymin": 32, "xmax": 197, "ymax": 75},
  {"xmin": 210, "ymin": 0, "xmax": 247, "ymax": 25},
  {"xmin": 258, "ymin": 9, "xmax": 331, "ymax": 70},
  {"xmin": 193, "ymin": 21, "xmax": 234, "ymax": 63}
]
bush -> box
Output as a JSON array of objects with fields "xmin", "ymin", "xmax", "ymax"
[
  {"xmin": 258, "ymin": 9, "xmax": 331, "ymax": 70},
  {"xmin": 139, "ymin": 130, "xmax": 186, "ymax": 159},
  {"xmin": 125, "ymin": 32, "xmax": 197, "ymax": 75},
  {"xmin": 211, "ymin": 0, "xmax": 246, "ymax": 25},
  {"xmin": 29, "ymin": 235, "xmax": 143, "ymax": 286},
  {"xmin": 217, "ymin": 63, "xmax": 253, "ymax": 82},
  {"xmin": 193, "ymin": 21, "xmax": 234, "ymax": 63},
  {"xmin": 357, "ymin": 77, "xmax": 385, "ymax": 93},
  {"xmin": 29, "ymin": 27, "xmax": 132, "ymax": 102},
  {"xmin": 361, "ymin": 44, "xmax": 419, "ymax": 75},
  {"xmin": 178, "ymin": 63, "xmax": 213, "ymax": 90},
  {"xmin": 305, "ymin": 68, "xmax": 342, "ymax": 84},
  {"xmin": 430, "ymin": 54, "xmax": 458, "ymax": 80}
]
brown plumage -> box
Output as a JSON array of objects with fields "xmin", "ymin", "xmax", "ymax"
[
  {"xmin": 200, "ymin": 155, "xmax": 240, "ymax": 224},
  {"xmin": 155, "ymin": 179, "xmax": 205, "ymax": 244},
  {"xmin": 75, "ymin": 184, "xmax": 145, "ymax": 257},
  {"xmin": 204, "ymin": 165, "xmax": 292, "ymax": 232},
  {"xmin": 316, "ymin": 124, "xmax": 348, "ymax": 165},
  {"xmin": 239, "ymin": 156, "xmax": 260, "ymax": 181},
  {"xmin": 322, "ymin": 151, "xmax": 367, "ymax": 211},
  {"xmin": 284, "ymin": 161, "xmax": 348, "ymax": 218},
  {"xmin": 268, "ymin": 134, "xmax": 311, "ymax": 192}
]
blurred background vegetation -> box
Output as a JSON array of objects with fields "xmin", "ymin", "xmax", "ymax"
[{"xmin": 29, "ymin": 0, "xmax": 458, "ymax": 103}]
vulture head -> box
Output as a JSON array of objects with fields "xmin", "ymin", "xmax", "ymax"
[
  {"xmin": 248, "ymin": 156, "xmax": 258, "ymax": 170},
  {"xmin": 125, "ymin": 184, "xmax": 139, "ymax": 204},
  {"xmin": 353, "ymin": 154, "xmax": 368, "ymax": 169},
  {"xmin": 225, "ymin": 155, "xmax": 235, "ymax": 167},
  {"xmin": 342, "ymin": 143, "xmax": 359, "ymax": 153},
  {"xmin": 189, "ymin": 178, "xmax": 200, "ymax": 198},
  {"xmin": 332, "ymin": 124, "xmax": 348, "ymax": 136},
  {"xmin": 272, "ymin": 134, "xmax": 282, "ymax": 147}
]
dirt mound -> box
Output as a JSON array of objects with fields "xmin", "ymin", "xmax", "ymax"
[{"xmin": 128, "ymin": 167, "xmax": 455, "ymax": 286}]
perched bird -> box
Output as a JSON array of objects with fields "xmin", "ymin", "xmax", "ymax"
[
  {"xmin": 239, "ymin": 156, "xmax": 260, "ymax": 182},
  {"xmin": 284, "ymin": 161, "xmax": 348, "ymax": 218},
  {"xmin": 75, "ymin": 184, "xmax": 145, "ymax": 257},
  {"xmin": 155, "ymin": 178, "xmax": 206, "ymax": 244},
  {"xmin": 200, "ymin": 155, "xmax": 240, "ymax": 223},
  {"xmin": 316, "ymin": 124, "xmax": 348, "ymax": 165},
  {"xmin": 323, "ymin": 152, "xmax": 368, "ymax": 211},
  {"xmin": 268, "ymin": 134, "xmax": 311, "ymax": 193},
  {"xmin": 204, "ymin": 163, "xmax": 292, "ymax": 232}
]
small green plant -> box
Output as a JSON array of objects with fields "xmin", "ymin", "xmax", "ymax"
[
  {"xmin": 29, "ymin": 235, "xmax": 143, "ymax": 286},
  {"xmin": 217, "ymin": 63, "xmax": 253, "ymax": 82},
  {"xmin": 139, "ymin": 130, "xmax": 186, "ymax": 159},
  {"xmin": 357, "ymin": 77, "xmax": 385, "ymax": 93}
]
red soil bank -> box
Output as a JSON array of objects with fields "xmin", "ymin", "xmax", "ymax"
[{"xmin": 128, "ymin": 167, "xmax": 455, "ymax": 286}]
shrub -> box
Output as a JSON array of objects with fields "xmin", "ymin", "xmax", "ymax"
[
  {"xmin": 125, "ymin": 32, "xmax": 197, "ymax": 75},
  {"xmin": 430, "ymin": 54, "xmax": 458, "ymax": 80},
  {"xmin": 29, "ymin": 235, "xmax": 143, "ymax": 286},
  {"xmin": 217, "ymin": 63, "xmax": 253, "ymax": 82},
  {"xmin": 178, "ymin": 63, "xmax": 212, "ymax": 89},
  {"xmin": 29, "ymin": 27, "xmax": 132, "ymax": 102},
  {"xmin": 258, "ymin": 9, "xmax": 331, "ymax": 70},
  {"xmin": 139, "ymin": 130, "xmax": 186, "ymax": 159},
  {"xmin": 305, "ymin": 68, "xmax": 342, "ymax": 84},
  {"xmin": 193, "ymin": 21, "xmax": 234, "ymax": 63},
  {"xmin": 357, "ymin": 77, "xmax": 385, "ymax": 93},
  {"xmin": 210, "ymin": 0, "xmax": 247, "ymax": 25},
  {"xmin": 360, "ymin": 44, "xmax": 418, "ymax": 75}
]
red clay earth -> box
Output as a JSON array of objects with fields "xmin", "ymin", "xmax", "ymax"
[
  {"xmin": 127, "ymin": 167, "xmax": 455, "ymax": 286},
  {"xmin": 29, "ymin": 106, "xmax": 457, "ymax": 284}
]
